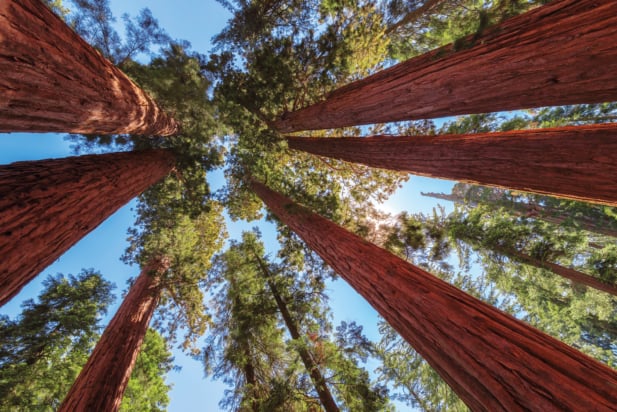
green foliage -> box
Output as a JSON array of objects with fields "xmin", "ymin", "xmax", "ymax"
[
  {"xmin": 384, "ymin": 0, "xmax": 547, "ymax": 61},
  {"xmin": 125, "ymin": 198, "xmax": 227, "ymax": 352},
  {"xmin": 203, "ymin": 230, "xmax": 390, "ymax": 410},
  {"xmin": 120, "ymin": 329, "xmax": 174, "ymax": 412},
  {"xmin": 0, "ymin": 272, "xmax": 173, "ymax": 411},
  {"xmin": 0, "ymin": 270, "xmax": 113, "ymax": 411},
  {"xmin": 63, "ymin": 0, "xmax": 170, "ymax": 65},
  {"xmin": 44, "ymin": 0, "xmax": 70, "ymax": 17}
]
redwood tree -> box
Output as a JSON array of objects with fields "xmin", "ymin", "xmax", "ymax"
[
  {"xmin": 286, "ymin": 123, "xmax": 617, "ymax": 206},
  {"xmin": 250, "ymin": 180, "xmax": 617, "ymax": 410},
  {"xmin": 59, "ymin": 258, "xmax": 168, "ymax": 412},
  {"xmin": 0, "ymin": 149, "xmax": 175, "ymax": 306},
  {"xmin": 0, "ymin": 0, "xmax": 177, "ymax": 135},
  {"xmin": 273, "ymin": 0, "xmax": 617, "ymax": 132}
]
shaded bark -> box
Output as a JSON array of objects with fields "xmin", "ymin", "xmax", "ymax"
[
  {"xmin": 0, "ymin": 0, "xmax": 177, "ymax": 135},
  {"xmin": 254, "ymin": 255, "xmax": 340, "ymax": 412},
  {"xmin": 0, "ymin": 149, "xmax": 175, "ymax": 306},
  {"xmin": 274, "ymin": 0, "xmax": 617, "ymax": 132},
  {"xmin": 250, "ymin": 180, "xmax": 617, "ymax": 411},
  {"xmin": 59, "ymin": 258, "xmax": 168, "ymax": 412},
  {"xmin": 286, "ymin": 123, "xmax": 617, "ymax": 206}
]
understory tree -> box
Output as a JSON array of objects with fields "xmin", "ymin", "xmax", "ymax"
[{"xmin": 203, "ymin": 230, "xmax": 389, "ymax": 411}]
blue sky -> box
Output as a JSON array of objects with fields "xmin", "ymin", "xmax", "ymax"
[{"xmin": 0, "ymin": 1, "xmax": 457, "ymax": 410}]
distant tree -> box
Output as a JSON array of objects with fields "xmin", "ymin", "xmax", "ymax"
[
  {"xmin": 204, "ymin": 231, "xmax": 390, "ymax": 411},
  {"xmin": 423, "ymin": 182, "xmax": 617, "ymax": 239},
  {"xmin": 446, "ymin": 205, "xmax": 617, "ymax": 295},
  {"xmin": 120, "ymin": 329, "xmax": 174, "ymax": 412}
]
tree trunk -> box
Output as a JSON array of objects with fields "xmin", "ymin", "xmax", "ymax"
[
  {"xmin": 421, "ymin": 191, "xmax": 617, "ymax": 238},
  {"xmin": 250, "ymin": 180, "xmax": 617, "ymax": 411},
  {"xmin": 0, "ymin": 0, "xmax": 177, "ymax": 135},
  {"xmin": 286, "ymin": 123, "xmax": 617, "ymax": 206},
  {"xmin": 254, "ymin": 255, "xmax": 340, "ymax": 412},
  {"xmin": 59, "ymin": 258, "xmax": 168, "ymax": 412},
  {"xmin": 0, "ymin": 149, "xmax": 175, "ymax": 306},
  {"xmin": 495, "ymin": 246, "xmax": 617, "ymax": 297},
  {"xmin": 274, "ymin": 0, "xmax": 617, "ymax": 132}
]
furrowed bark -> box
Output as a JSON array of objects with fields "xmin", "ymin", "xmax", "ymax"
[
  {"xmin": 59, "ymin": 259, "xmax": 167, "ymax": 412},
  {"xmin": 250, "ymin": 180, "xmax": 617, "ymax": 411},
  {"xmin": 0, "ymin": 149, "xmax": 175, "ymax": 306},
  {"xmin": 286, "ymin": 123, "xmax": 617, "ymax": 207},
  {"xmin": 0, "ymin": 0, "xmax": 178, "ymax": 135},
  {"xmin": 274, "ymin": 0, "xmax": 617, "ymax": 132}
]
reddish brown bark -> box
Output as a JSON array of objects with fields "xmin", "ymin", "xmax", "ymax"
[
  {"xmin": 0, "ymin": 0, "xmax": 177, "ymax": 135},
  {"xmin": 0, "ymin": 149, "xmax": 175, "ymax": 306},
  {"xmin": 250, "ymin": 180, "xmax": 617, "ymax": 411},
  {"xmin": 286, "ymin": 123, "xmax": 617, "ymax": 207},
  {"xmin": 254, "ymin": 255, "xmax": 340, "ymax": 412},
  {"xmin": 59, "ymin": 259, "xmax": 167, "ymax": 412},
  {"xmin": 274, "ymin": 0, "xmax": 617, "ymax": 132}
]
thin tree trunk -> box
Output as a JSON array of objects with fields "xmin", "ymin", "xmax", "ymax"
[
  {"xmin": 228, "ymin": 273, "xmax": 261, "ymax": 412},
  {"xmin": 242, "ymin": 344, "xmax": 260, "ymax": 412},
  {"xmin": 274, "ymin": 0, "xmax": 617, "ymax": 132},
  {"xmin": 0, "ymin": 0, "xmax": 177, "ymax": 135},
  {"xmin": 495, "ymin": 246, "xmax": 617, "ymax": 297},
  {"xmin": 421, "ymin": 191, "xmax": 617, "ymax": 238},
  {"xmin": 0, "ymin": 149, "xmax": 175, "ymax": 306},
  {"xmin": 59, "ymin": 258, "xmax": 168, "ymax": 412},
  {"xmin": 385, "ymin": 0, "xmax": 444, "ymax": 35},
  {"xmin": 250, "ymin": 180, "xmax": 617, "ymax": 411},
  {"xmin": 254, "ymin": 255, "xmax": 340, "ymax": 412},
  {"xmin": 286, "ymin": 123, "xmax": 617, "ymax": 206}
]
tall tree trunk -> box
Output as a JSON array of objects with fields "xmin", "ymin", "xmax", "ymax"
[
  {"xmin": 493, "ymin": 245, "xmax": 617, "ymax": 297},
  {"xmin": 59, "ymin": 258, "xmax": 168, "ymax": 412},
  {"xmin": 250, "ymin": 180, "xmax": 617, "ymax": 411},
  {"xmin": 254, "ymin": 255, "xmax": 340, "ymax": 412},
  {"xmin": 286, "ymin": 124, "xmax": 617, "ymax": 206},
  {"xmin": 0, "ymin": 149, "xmax": 175, "ymax": 306},
  {"xmin": 274, "ymin": 0, "xmax": 617, "ymax": 132},
  {"xmin": 0, "ymin": 0, "xmax": 177, "ymax": 135}
]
